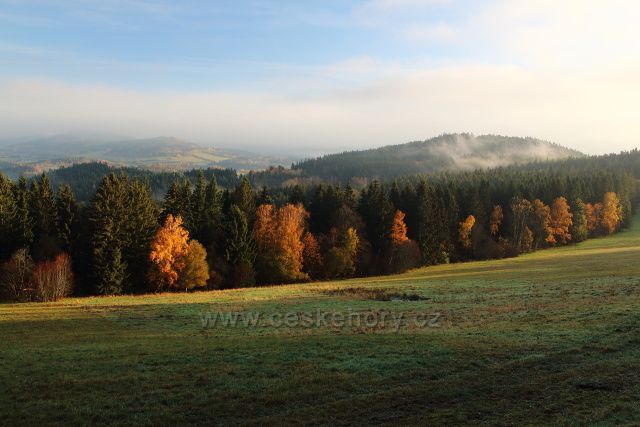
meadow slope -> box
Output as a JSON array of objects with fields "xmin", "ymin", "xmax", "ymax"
[{"xmin": 1, "ymin": 217, "xmax": 640, "ymax": 425}]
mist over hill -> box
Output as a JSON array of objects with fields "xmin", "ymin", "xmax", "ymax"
[{"xmin": 292, "ymin": 134, "xmax": 584, "ymax": 182}]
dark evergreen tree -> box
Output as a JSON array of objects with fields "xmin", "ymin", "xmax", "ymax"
[
  {"xmin": 55, "ymin": 184, "xmax": 78, "ymax": 253},
  {"xmin": 89, "ymin": 174, "xmax": 129, "ymax": 295},
  {"xmin": 224, "ymin": 204, "xmax": 256, "ymax": 288},
  {"xmin": 29, "ymin": 173, "xmax": 57, "ymax": 239},
  {"xmin": 0, "ymin": 174, "xmax": 16, "ymax": 260},
  {"xmin": 231, "ymin": 177, "xmax": 255, "ymax": 223},
  {"xmin": 358, "ymin": 181, "xmax": 393, "ymax": 256},
  {"xmin": 123, "ymin": 180, "xmax": 159, "ymax": 293},
  {"xmin": 13, "ymin": 176, "xmax": 33, "ymax": 252}
]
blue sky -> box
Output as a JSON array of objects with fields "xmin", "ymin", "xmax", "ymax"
[
  {"xmin": 1, "ymin": 0, "xmax": 640, "ymax": 153},
  {"xmin": 0, "ymin": 0, "xmax": 468, "ymax": 90}
]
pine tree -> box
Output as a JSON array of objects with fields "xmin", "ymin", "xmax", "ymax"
[
  {"xmin": 124, "ymin": 180, "xmax": 159, "ymax": 293},
  {"xmin": 358, "ymin": 181, "xmax": 393, "ymax": 256},
  {"xmin": 163, "ymin": 181, "xmax": 188, "ymax": 221},
  {"xmin": 224, "ymin": 204, "xmax": 256, "ymax": 288},
  {"xmin": 101, "ymin": 246, "xmax": 127, "ymax": 295},
  {"xmin": 231, "ymin": 177, "xmax": 255, "ymax": 223},
  {"xmin": 0, "ymin": 173, "xmax": 17, "ymax": 259},
  {"xmin": 190, "ymin": 171, "xmax": 208, "ymax": 241},
  {"xmin": 30, "ymin": 173, "xmax": 57, "ymax": 239},
  {"xmin": 13, "ymin": 177, "xmax": 33, "ymax": 251},
  {"xmin": 55, "ymin": 185, "xmax": 78, "ymax": 253},
  {"xmin": 89, "ymin": 174, "xmax": 129, "ymax": 295},
  {"xmin": 288, "ymin": 185, "xmax": 306, "ymax": 205},
  {"xmin": 257, "ymin": 185, "xmax": 273, "ymax": 206},
  {"xmin": 202, "ymin": 175, "xmax": 223, "ymax": 248}
]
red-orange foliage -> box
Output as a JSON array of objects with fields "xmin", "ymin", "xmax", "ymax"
[
  {"xmin": 390, "ymin": 210, "xmax": 409, "ymax": 246},
  {"xmin": 149, "ymin": 214, "xmax": 190, "ymax": 290}
]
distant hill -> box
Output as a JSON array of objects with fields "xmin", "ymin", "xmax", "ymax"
[
  {"xmin": 0, "ymin": 135, "xmax": 296, "ymax": 174},
  {"xmin": 292, "ymin": 134, "xmax": 584, "ymax": 182}
]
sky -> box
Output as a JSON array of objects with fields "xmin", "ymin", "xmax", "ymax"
[{"xmin": 1, "ymin": 0, "xmax": 640, "ymax": 154}]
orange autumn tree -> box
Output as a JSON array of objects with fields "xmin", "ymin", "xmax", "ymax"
[
  {"xmin": 459, "ymin": 215, "xmax": 475, "ymax": 250},
  {"xmin": 489, "ymin": 205, "xmax": 504, "ymax": 236},
  {"xmin": 388, "ymin": 210, "xmax": 420, "ymax": 273},
  {"xmin": 390, "ymin": 210, "xmax": 409, "ymax": 246},
  {"xmin": 149, "ymin": 214, "xmax": 190, "ymax": 291},
  {"xmin": 600, "ymin": 192, "xmax": 622, "ymax": 234},
  {"xmin": 547, "ymin": 197, "xmax": 573, "ymax": 245},
  {"xmin": 254, "ymin": 203, "xmax": 309, "ymax": 284},
  {"xmin": 585, "ymin": 202, "xmax": 598, "ymax": 234}
]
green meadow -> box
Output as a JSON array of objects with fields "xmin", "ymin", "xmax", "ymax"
[{"xmin": 2, "ymin": 217, "xmax": 640, "ymax": 425}]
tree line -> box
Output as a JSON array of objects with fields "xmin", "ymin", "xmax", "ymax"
[{"xmin": 0, "ymin": 151, "xmax": 638, "ymax": 301}]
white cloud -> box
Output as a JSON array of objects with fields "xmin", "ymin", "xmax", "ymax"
[
  {"xmin": 3, "ymin": 1, "xmax": 640, "ymax": 154},
  {"xmin": 403, "ymin": 23, "xmax": 457, "ymax": 43},
  {"xmin": 2, "ymin": 58, "xmax": 639, "ymax": 154}
]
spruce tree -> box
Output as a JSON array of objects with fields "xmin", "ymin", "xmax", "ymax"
[
  {"xmin": 224, "ymin": 204, "xmax": 256, "ymax": 288},
  {"xmin": 55, "ymin": 185, "xmax": 78, "ymax": 253},
  {"xmin": 358, "ymin": 181, "xmax": 393, "ymax": 256},
  {"xmin": 123, "ymin": 180, "xmax": 159, "ymax": 293},
  {"xmin": 231, "ymin": 177, "xmax": 255, "ymax": 223},
  {"xmin": 202, "ymin": 175, "xmax": 223, "ymax": 248},
  {"xmin": 13, "ymin": 176, "xmax": 33, "ymax": 251},
  {"xmin": 89, "ymin": 174, "xmax": 129, "ymax": 295},
  {"xmin": 30, "ymin": 173, "xmax": 57, "ymax": 238},
  {"xmin": 191, "ymin": 171, "xmax": 208, "ymax": 241},
  {"xmin": 0, "ymin": 173, "xmax": 17, "ymax": 259}
]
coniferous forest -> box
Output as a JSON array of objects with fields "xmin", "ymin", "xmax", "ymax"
[{"xmin": 0, "ymin": 149, "xmax": 638, "ymax": 301}]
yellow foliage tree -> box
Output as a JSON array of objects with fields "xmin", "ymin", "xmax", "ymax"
[
  {"xmin": 547, "ymin": 197, "xmax": 573, "ymax": 245},
  {"xmin": 459, "ymin": 215, "xmax": 475, "ymax": 250},
  {"xmin": 177, "ymin": 240, "xmax": 209, "ymax": 290},
  {"xmin": 254, "ymin": 203, "xmax": 309, "ymax": 283},
  {"xmin": 600, "ymin": 192, "xmax": 622, "ymax": 234},
  {"xmin": 149, "ymin": 214, "xmax": 189, "ymax": 291}
]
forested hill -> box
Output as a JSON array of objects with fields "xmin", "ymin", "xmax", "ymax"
[{"xmin": 292, "ymin": 134, "xmax": 583, "ymax": 182}]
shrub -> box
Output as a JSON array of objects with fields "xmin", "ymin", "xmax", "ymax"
[
  {"xmin": 0, "ymin": 249, "xmax": 34, "ymax": 301},
  {"xmin": 32, "ymin": 253, "xmax": 74, "ymax": 302}
]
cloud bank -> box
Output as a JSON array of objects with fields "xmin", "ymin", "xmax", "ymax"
[{"xmin": 1, "ymin": 0, "xmax": 640, "ymax": 154}]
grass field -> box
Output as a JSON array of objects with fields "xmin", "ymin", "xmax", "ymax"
[{"xmin": 2, "ymin": 218, "xmax": 640, "ymax": 425}]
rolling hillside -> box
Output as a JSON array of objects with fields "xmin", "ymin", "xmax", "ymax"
[
  {"xmin": 293, "ymin": 134, "xmax": 584, "ymax": 181},
  {"xmin": 0, "ymin": 135, "xmax": 296, "ymax": 174},
  {"xmin": 1, "ymin": 215, "xmax": 639, "ymax": 425}
]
